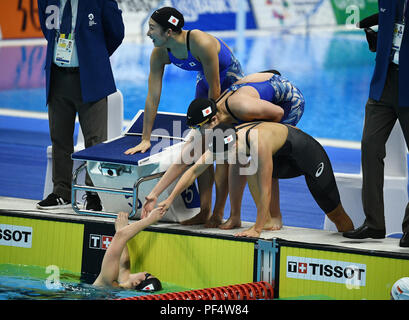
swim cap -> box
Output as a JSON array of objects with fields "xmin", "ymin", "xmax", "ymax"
[
  {"xmin": 151, "ymin": 7, "xmax": 184, "ymax": 32},
  {"xmin": 391, "ymin": 277, "xmax": 409, "ymax": 300},
  {"xmin": 134, "ymin": 273, "xmax": 162, "ymax": 292},
  {"xmin": 208, "ymin": 123, "xmax": 237, "ymax": 157},
  {"xmin": 187, "ymin": 98, "xmax": 217, "ymax": 128}
]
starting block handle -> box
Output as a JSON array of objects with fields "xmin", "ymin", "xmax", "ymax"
[
  {"xmin": 71, "ymin": 162, "xmax": 166, "ymax": 219},
  {"xmin": 130, "ymin": 171, "xmax": 166, "ymax": 218}
]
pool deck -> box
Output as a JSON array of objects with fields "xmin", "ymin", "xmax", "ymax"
[{"xmin": 2, "ymin": 196, "xmax": 408, "ymax": 258}]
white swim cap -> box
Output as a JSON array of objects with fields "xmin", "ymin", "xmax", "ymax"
[{"xmin": 391, "ymin": 277, "xmax": 409, "ymax": 300}]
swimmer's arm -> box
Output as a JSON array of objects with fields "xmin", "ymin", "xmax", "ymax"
[
  {"xmin": 93, "ymin": 211, "xmax": 164, "ymax": 286},
  {"xmin": 148, "ymin": 163, "xmax": 189, "ymax": 198},
  {"xmin": 146, "ymin": 138, "xmax": 199, "ymax": 199},
  {"xmin": 191, "ymin": 32, "xmax": 221, "ymax": 99},
  {"xmin": 125, "ymin": 48, "xmax": 168, "ymax": 154},
  {"xmin": 158, "ymin": 151, "xmax": 213, "ymax": 211},
  {"xmin": 143, "ymin": 48, "xmax": 168, "ymax": 140},
  {"xmin": 142, "ymin": 136, "xmax": 206, "ymax": 217},
  {"xmin": 230, "ymin": 94, "xmax": 284, "ymax": 123}
]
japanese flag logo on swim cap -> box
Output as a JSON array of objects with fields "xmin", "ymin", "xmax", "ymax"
[
  {"xmin": 208, "ymin": 123, "xmax": 237, "ymax": 159},
  {"xmin": 224, "ymin": 135, "xmax": 233, "ymax": 144},
  {"xmin": 168, "ymin": 15, "xmax": 179, "ymax": 26},
  {"xmin": 202, "ymin": 106, "xmax": 213, "ymax": 117},
  {"xmin": 142, "ymin": 284, "xmax": 155, "ymax": 291},
  {"xmin": 134, "ymin": 276, "xmax": 162, "ymax": 292},
  {"xmin": 187, "ymin": 98, "xmax": 217, "ymax": 127}
]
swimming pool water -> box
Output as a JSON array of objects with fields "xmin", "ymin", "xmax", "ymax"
[
  {"xmin": 0, "ymin": 264, "xmax": 189, "ymax": 300},
  {"xmin": 0, "ymin": 30, "xmax": 374, "ymax": 142}
]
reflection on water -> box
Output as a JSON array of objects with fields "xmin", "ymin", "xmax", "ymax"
[
  {"xmin": 0, "ymin": 264, "xmax": 184, "ymax": 300},
  {"xmin": 0, "ymin": 30, "xmax": 374, "ymax": 142}
]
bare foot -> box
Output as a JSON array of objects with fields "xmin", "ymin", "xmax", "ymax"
[
  {"xmin": 219, "ymin": 217, "xmax": 242, "ymax": 230},
  {"xmin": 235, "ymin": 226, "xmax": 260, "ymax": 238},
  {"xmin": 204, "ymin": 214, "xmax": 223, "ymax": 228},
  {"xmin": 115, "ymin": 212, "xmax": 129, "ymax": 231},
  {"xmin": 180, "ymin": 210, "xmax": 211, "ymax": 225},
  {"xmin": 326, "ymin": 204, "xmax": 354, "ymax": 232},
  {"xmin": 264, "ymin": 216, "xmax": 283, "ymax": 231}
]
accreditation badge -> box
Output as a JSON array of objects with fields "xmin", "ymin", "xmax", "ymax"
[
  {"xmin": 55, "ymin": 35, "xmax": 74, "ymax": 64},
  {"xmin": 392, "ymin": 23, "xmax": 405, "ymax": 64}
]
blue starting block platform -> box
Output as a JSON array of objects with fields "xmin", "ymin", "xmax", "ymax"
[{"xmin": 71, "ymin": 110, "xmax": 200, "ymax": 221}]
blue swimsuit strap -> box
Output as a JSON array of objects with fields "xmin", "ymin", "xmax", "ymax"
[{"xmin": 222, "ymin": 83, "xmax": 248, "ymax": 123}]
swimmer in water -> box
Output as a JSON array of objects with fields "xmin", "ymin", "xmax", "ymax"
[{"xmin": 93, "ymin": 210, "xmax": 164, "ymax": 291}]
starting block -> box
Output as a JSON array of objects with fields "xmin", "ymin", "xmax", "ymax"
[{"xmin": 71, "ymin": 110, "xmax": 201, "ymax": 221}]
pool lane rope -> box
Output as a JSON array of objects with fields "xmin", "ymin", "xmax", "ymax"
[{"xmin": 119, "ymin": 281, "xmax": 274, "ymax": 300}]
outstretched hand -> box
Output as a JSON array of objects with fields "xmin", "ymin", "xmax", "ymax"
[
  {"xmin": 157, "ymin": 198, "xmax": 172, "ymax": 214},
  {"xmin": 141, "ymin": 195, "xmax": 158, "ymax": 219},
  {"xmin": 146, "ymin": 207, "xmax": 167, "ymax": 223},
  {"xmin": 124, "ymin": 140, "xmax": 151, "ymax": 155}
]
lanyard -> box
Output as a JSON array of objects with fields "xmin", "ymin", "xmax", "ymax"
[{"xmin": 403, "ymin": 0, "xmax": 408, "ymax": 23}]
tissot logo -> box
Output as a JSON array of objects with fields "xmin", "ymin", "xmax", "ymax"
[
  {"xmin": 0, "ymin": 224, "xmax": 32, "ymax": 248},
  {"xmin": 89, "ymin": 234, "xmax": 113, "ymax": 250},
  {"xmin": 286, "ymin": 256, "xmax": 366, "ymax": 286}
]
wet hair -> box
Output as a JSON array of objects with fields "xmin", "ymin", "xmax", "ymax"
[
  {"xmin": 187, "ymin": 98, "xmax": 218, "ymax": 128},
  {"xmin": 151, "ymin": 7, "xmax": 184, "ymax": 33}
]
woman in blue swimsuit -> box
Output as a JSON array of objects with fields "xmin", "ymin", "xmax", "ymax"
[
  {"xmin": 125, "ymin": 7, "xmax": 244, "ymax": 227},
  {"xmin": 125, "ymin": 7, "xmax": 244, "ymax": 155},
  {"xmin": 187, "ymin": 70, "xmax": 305, "ymax": 128}
]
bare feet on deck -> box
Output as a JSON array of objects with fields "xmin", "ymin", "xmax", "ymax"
[
  {"xmin": 204, "ymin": 214, "xmax": 223, "ymax": 228},
  {"xmin": 235, "ymin": 214, "xmax": 283, "ymax": 238},
  {"xmin": 180, "ymin": 209, "xmax": 211, "ymax": 226},
  {"xmin": 218, "ymin": 216, "xmax": 242, "ymax": 230},
  {"xmin": 264, "ymin": 216, "xmax": 283, "ymax": 231}
]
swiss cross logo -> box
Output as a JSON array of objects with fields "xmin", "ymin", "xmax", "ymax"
[
  {"xmin": 168, "ymin": 15, "xmax": 179, "ymax": 26},
  {"xmin": 89, "ymin": 234, "xmax": 113, "ymax": 250},
  {"xmin": 288, "ymin": 261, "xmax": 307, "ymax": 274},
  {"xmin": 101, "ymin": 236, "xmax": 113, "ymax": 250},
  {"xmin": 298, "ymin": 262, "xmax": 308, "ymax": 274}
]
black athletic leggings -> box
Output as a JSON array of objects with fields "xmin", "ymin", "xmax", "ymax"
[{"xmin": 272, "ymin": 125, "xmax": 340, "ymax": 213}]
